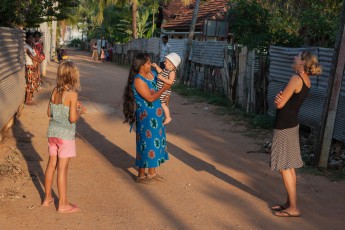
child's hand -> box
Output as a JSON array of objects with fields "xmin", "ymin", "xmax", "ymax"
[
  {"xmin": 151, "ymin": 63, "xmax": 158, "ymax": 69},
  {"xmin": 77, "ymin": 101, "xmax": 83, "ymax": 109},
  {"xmin": 77, "ymin": 101, "xmax": 87, "ymax": 114},
  {"xmin": 162, "ymin": 83, "xmax": 171, "ymax": 90},
  {"xmin": 80, "ymin": 106, "xmax": 87, "ymax": 114}
]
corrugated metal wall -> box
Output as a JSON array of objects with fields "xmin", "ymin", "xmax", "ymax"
[
  {"xmin": 0, "ymin": 27, "xmax": 25, "ymax": 131},
  {"xmin": 111, "ymin": 40, "xmax": 345, "ymax": 140},
  {"xmin": 115, "ymin": 44, "xmax": 122, "ymax": 54},
  {"xmin": 169, "ymin": 39, "xmax": 187, "ymax": 61},
  {"xmin": 191, "ymin": 40, "xmax": 226, "ymax": 67},
  {"xmin": 268, "ymin": 46, "xmax": 345, "ymax": 142},
  {"xmin": 147, "ymin": 37, "xmax": 160, "ymax": 55}
]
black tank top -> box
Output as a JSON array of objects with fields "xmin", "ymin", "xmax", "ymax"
[{"xmin": 274, "ymin": 74, "xmax": 310, "ymax": 130}]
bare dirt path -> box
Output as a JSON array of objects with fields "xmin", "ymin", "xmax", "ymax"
[{"xmin": 1, "ymin": 50, "xmax": 344, "ymax": 230}]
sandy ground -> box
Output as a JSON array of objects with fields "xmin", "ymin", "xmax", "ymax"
[{"xmin": 0, "ymin": 50, "xmax": 345, "ymax": 230}]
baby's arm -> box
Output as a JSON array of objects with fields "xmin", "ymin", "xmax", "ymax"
[
  {"xmin": 158, "ymin": 71, "xmax": 176, "ymax": 85},
  {"xmin": 151, "ymin": 63, "xmax": 163, "ymax": 73}
]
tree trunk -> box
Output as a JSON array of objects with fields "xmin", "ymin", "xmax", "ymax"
[
  {"xmin": 132, "ymin": 1, "xmax": 138, "ymax": 39},
  {"xmin": 182, "ymin": 0, "xmax": 201, "ymax": 83}
]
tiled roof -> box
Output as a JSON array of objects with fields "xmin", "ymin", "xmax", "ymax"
[{"xmin": 161, "ymin": 0, "xmax": 229, "ymax": 30}]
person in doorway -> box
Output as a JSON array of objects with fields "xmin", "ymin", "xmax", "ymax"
[
  {"xmin": 159, "ymin": 35, "xmax": 171, "ymax": 69},
  {"xmin": 42, "ymin": 61, "xmax": 86, "ymax": 213},
  {"xmin": 151, "ymin": 52, "xmax": 181, "ymax": 125},
  {"xmin": 123, "ymin": 53, "xmax": 171, "ymax": 184},
  {"xmin": 270, "ymin": 50, "xmax": 322, "ymax": 217},
  {"xmin": 92, "ymin": 42, "xmax": 98, "ymax": 61},
  {"xmin": 24, "ymin": 31, "xmax": 42, "ymax": 105}
]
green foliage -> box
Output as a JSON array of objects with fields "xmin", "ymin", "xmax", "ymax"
[
  {"xmin": 299, "ymin": 2, "xmax": 341, "ymax": 47},
  {"xmin": 78, "ymin": 0, "xmax": 160, "ymax": 43},
  {"xmin": 268, "ymin": 8, "xmax": 303, "ymax": 47},
  {"xmin": 0, "ymin": 0, "xmax": 80, "ymax": 28},
  {"xmin": 68, "ymin": 38, "xmax": 83, "ymax": 47},
  {"xmin": 228, "ymin": 0, "xmax": 271, "ymax": 49},
  {"xmin": 228, "ymin": 0, "xmax": 342, "ymax": 48}
]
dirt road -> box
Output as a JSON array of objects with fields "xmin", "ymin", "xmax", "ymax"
[{"xmin": 0, "ymin": 50, "xmax": 344, "ymax": 230}]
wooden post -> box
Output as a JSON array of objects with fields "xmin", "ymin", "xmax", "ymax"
[
  {"xmin": 182, "ymin": 0, "xmax": 201, "ymax": 83},
  {"xmin": 315, "ymin": 1, "xmax": 345, "ymax": 168}
]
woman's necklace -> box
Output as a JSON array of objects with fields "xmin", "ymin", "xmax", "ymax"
[{"xmin": 141, "ymin": 72, "xmax": 153, "ymax": 80}]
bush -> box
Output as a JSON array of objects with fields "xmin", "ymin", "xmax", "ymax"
[{"xmin": 68, "ymin": 38, "xmax": 83, "ymax": 47}]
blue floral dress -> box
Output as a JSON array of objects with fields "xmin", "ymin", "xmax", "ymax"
[{"xmin": 133, "ymin": 73, "xmax": 169, "ymax": 168}]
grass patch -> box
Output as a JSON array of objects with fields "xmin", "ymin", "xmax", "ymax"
[
  {"xmin": 173, "ymin": 83, "xmax": 274, "ymax": 130},
  {"xmin": 298, "ymin": 166, "xmax": 345, "ymax": 182},
  {"xmin": 172, "ymin": 84, "xmax": 230, "ymax": 106}
]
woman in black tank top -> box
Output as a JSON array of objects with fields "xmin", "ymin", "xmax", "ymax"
[{"xmin": 270, "ymin": 50, "xmax": 322, "ymax": 217}]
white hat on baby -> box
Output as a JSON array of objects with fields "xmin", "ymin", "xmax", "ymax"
[{"xmin": 165, "ymin": 52, "xmax": 181, "ymax": 68}]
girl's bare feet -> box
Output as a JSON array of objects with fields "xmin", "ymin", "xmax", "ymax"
[
  {"xmin": 57, "ymin": 203, "xmax": 80, "ymax": 214},
  {"xmin": 41, "ymin": 197, "xmax": 54, "ymax": 207}
]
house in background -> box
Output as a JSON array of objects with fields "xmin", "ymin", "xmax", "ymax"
[{"xmin": 160, "ymin": 0, "xmax": 229, "ymax": 41}]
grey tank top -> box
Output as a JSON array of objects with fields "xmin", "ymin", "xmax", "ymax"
[{"xmin": 47, "ymin": 92, "xmax": 76, "ymax": 140}]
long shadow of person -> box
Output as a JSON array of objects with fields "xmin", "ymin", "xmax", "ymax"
[
  {"xmin": 12, "ymin": 119, "xmax": 58, "ymax": 203},
  {"xmin": 76, "ymin": 117, "xmax": 136, "ymax": 179},
  {"xmin": 76, "ymin": 117, "xmax": 190, "ymax": 229},
  {"xmin": 167, "ymin": 141, "xmax": 268, "ymax": 202}
]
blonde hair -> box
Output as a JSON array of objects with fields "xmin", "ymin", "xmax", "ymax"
[
  {"xmin": 301, "ymin": 50, "xmax": 322, "ymax": 76},
  {"xmin": 56, "ymin": 61, "xmax": 81, "ymax": 93}
]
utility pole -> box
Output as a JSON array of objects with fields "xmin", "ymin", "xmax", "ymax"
[
  {"xmin": 182, "ymin": 0, "xmax": 201, "ymax": 83},
  {"xmin": 315, "ymin": 1, "xmax": 345, "ymax": 168}
]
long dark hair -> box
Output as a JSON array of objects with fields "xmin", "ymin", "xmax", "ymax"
[{"xmin": 123, "ymin": 53, "xmax": 150, "ymax": 124}]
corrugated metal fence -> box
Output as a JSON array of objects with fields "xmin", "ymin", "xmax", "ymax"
[
  {"xmin": 109, "ymin": 40, "xmax": 345, "ymax": 143},
  {"xmin": 111, "ymin": 38, "xmax": 260, "ymax": 112},
  {"xmin": 0, "ymin": 27, "xmax": 25, "ymax": 135}
]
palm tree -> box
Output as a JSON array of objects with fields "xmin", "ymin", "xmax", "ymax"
[{"xmin": 98, "ymin": 0, "xmax": 192, "ymax": 39}]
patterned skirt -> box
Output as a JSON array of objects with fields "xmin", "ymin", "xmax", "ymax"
[
  {"xmin": 25, "ymin": 65, "xmax": 41, "ymax": 93},
  {"xmin": 270, "ymin": 125, "xmax": 303, "ymax": 171}
]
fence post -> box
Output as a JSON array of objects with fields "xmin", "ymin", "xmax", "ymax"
[{"xmin": 315, "ymin": 2, "xmax": 345, "ymax": 168}]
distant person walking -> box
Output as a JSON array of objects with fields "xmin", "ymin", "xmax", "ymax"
[
  {"xmin": 42, "ymin": 61, "xmax": 86, "ymax": 213},
  {"xmin": 123, "ymin": 53, "xmax": 171, "ymax": 184},
  {"xmin": 270, "ymin": 50, "xmax": 322, "ymax": 217},
  {"xmin": 159, "ymin": 35, "xmax": 171, "ymax": 69},
  {"xmin": 92, "ymin": 42, "xmax": 98, "ymax": 61},
  {"xmin": 152, "ymin": 52, "xmax": 181, "ymax": 125}
]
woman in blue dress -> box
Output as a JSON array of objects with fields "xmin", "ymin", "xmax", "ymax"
[{"xmin": 123, "ymin": 53, "xmax": 171, "ymax": 184}]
